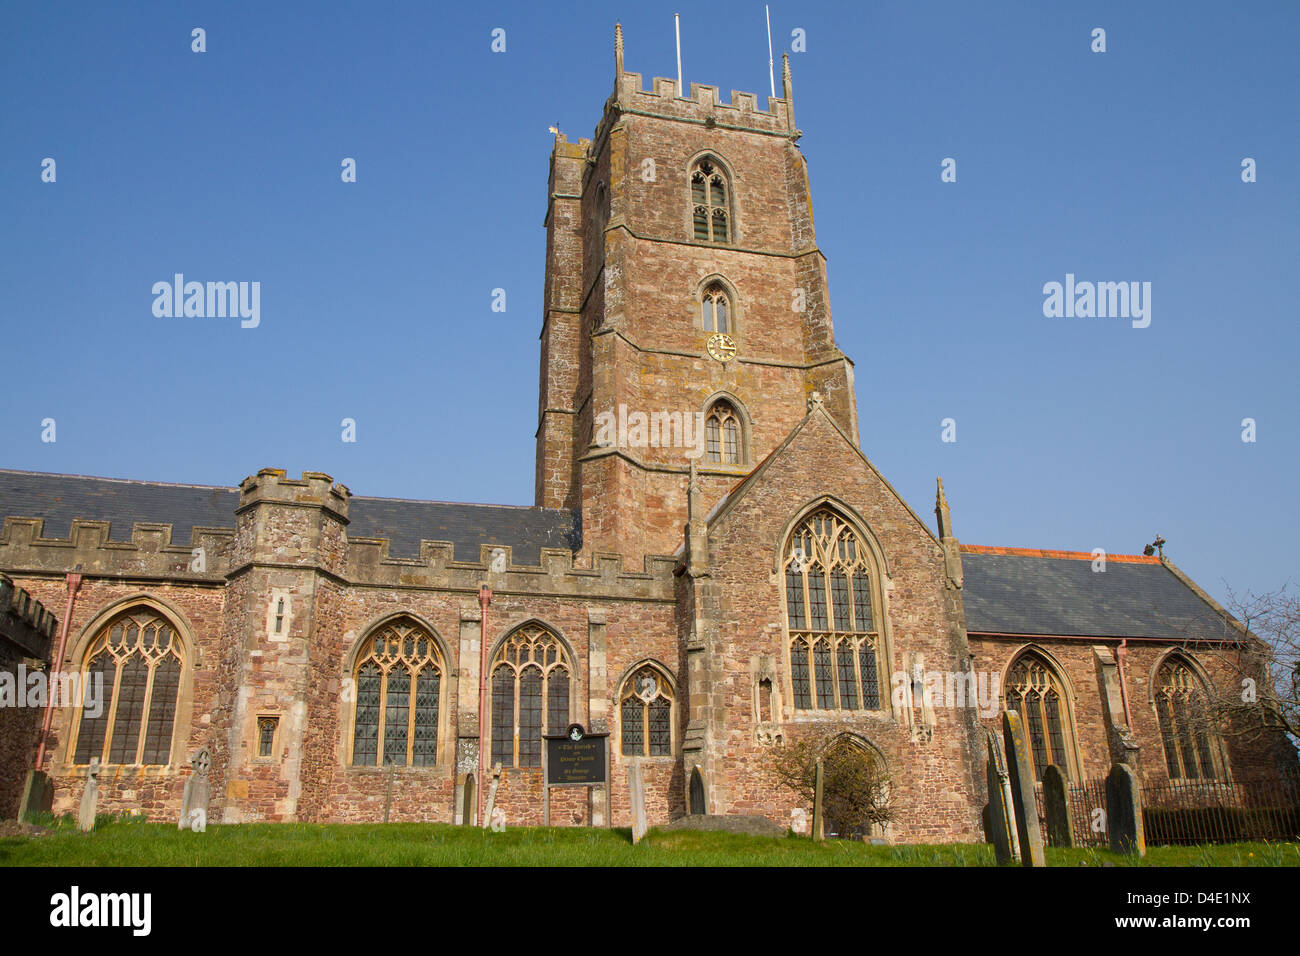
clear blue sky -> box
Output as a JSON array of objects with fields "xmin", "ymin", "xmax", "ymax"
[{"xmin": 1, "ymin": 1, "xmax": 1296, "ymax": 607}]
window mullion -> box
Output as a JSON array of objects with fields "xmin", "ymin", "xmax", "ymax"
[
  {"xmin": 100, "ymin": 659, "xmax": 124, "ymax": 765},
  {"xmin": 134, "ymin": 659, "xmax": 157, "ymax": 765}
]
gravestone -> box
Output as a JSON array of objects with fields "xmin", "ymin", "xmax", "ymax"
[
  {"xmin": 811, "ymin": 758, "xmax": 824, "ymax": 842},
  {"xmin": 790, "ymin": 807, "xmax": 809, "ymax": 836},
  {"xmin": 482, "ymin": 762, "xmax": 503, "ymax": 829},
  {"xmin": 983, "ymin": 730, "xmax": 1016, "ymax": 864},
  {"xmin": 1041, "ymin": 764, "xmax": 1072, "ymax": 848},
  {"xmin": 1001, "ymin": 711, "xmax": 1045, "ymax": 867},
  {"xmin": 629, "ymin": 759, "xmax": 648, "ymax": 844},
  {"xmin": 180, "ymin": 748, "xmax": 211, "ymax": 832},
  {"xmin": 77, "ymin": 759, "xmax": 99, "ymax": 832},
  {"xmin": 19, "ymin": 769, "xmax": 53, "ymax": 821},
  {"xmin": 1105, "ymin": 762, "xmax": 1145, "ymax": 857}
]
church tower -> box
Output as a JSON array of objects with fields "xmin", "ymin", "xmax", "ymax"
[{"xmin": 536, "ymin": 25, "xmax": 859, "ymax": 563}]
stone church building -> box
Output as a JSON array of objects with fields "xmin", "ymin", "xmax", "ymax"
[{"xmin": 1, "ymin": 28, "xmax": 1292, "ymax": 839}]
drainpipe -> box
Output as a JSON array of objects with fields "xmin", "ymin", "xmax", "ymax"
[
  {"xmin": 1115, "ymin": 639, "xmax": 1133, "ymax": 730},
  {"xmin": 35, "ymin": 572, "xmax": 82, "ymax": 770},
  {"xmin": 476, "ymin": 583, "xmax": 492, "ymax": 825}
]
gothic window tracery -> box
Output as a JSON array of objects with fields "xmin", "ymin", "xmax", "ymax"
[
  {"xmin": 1155, "ymin": 656, "xmax": 1221, "ymax": 781},
  {"xmin": 72, "ymin": 608, "xmax": 184, "ymax": 766},
  {"xmin": 784, "ymin": 508, "xmax": 883, "ymax": 713},
  {"xmin": 700, "ymin": 284, "xmax": 730, "ymax": 334},
  {"xmin": 1004, "ymin": 652, "xmax": 1075, "ymax": 781},
  {"xmin": 691, "ymin": 158, "xmax": 730, "ymax": 242},
  {"xmin": 490, "ymin": 623, "xmax": 571, "ymax": 768},
  {"xmin": 351, "ymin": 618, "xmax": 442, "ymax": 767},
  {"xmin": 705, "ymin": 400, "xmax": 743, "ymax": 465},
  {"xmin": 620, "ymin": 665, "xmax": 674, "ymax": 757}
]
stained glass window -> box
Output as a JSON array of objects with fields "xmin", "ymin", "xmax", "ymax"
[
  {"xmin": 620, "ymin": 666, "xmax": 674, "ymax": 757},
  {"xmin": 1155, "ymin": 657, "xmax": 1220, "ymax": 780},
  {"xmin": 489, "ymin": 624, "xmax": 571, "ymax": 768},
  {"xmin": 350, "ymin": 619, "xmax": 443, "ymax": 767},
  {"xmin": 71, "ymin": 608, "xmax": 185, "ymax": 766},
  {"xmin": 1006, "ymin": 653, "xmax": 1074, "ymax": 781},
  {"xmin": 784, "ymin": 508, "xmax": 884, "ymax": 713},
  {"xmin": 257, "ymin": 717, "xmax": 278, "ymax": 759}
]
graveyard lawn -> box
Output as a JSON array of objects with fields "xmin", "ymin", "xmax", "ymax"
[{"xmin": 1, "ymin": 818, "xmax": 1297, "ymax": 866}]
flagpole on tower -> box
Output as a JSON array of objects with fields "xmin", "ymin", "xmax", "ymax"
[
  {"xmin": 766, "ymin": 5, "xmax": 775, "ymax": 98},
  {"xmin": 675, "ymin": 13, "xmax": 684, "ymax": 98}
]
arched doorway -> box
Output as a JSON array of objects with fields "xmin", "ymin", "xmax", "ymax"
[{"xmin": 689, "ymin": 768, "xmax": 706, "ymax": 815}]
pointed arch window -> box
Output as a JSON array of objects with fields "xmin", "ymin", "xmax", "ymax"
[
  {"xmin": 704, "ymin": 400, "xmax": 743, "ymax": 465},
  {"xmin": 1005, "ymin": 652, "xmax": 1075, "ymax": 781},
  {"xmin": 1155, "ymin": 657, "xmax": 1221, "ymax": 781},
  {"xmin": 620, "ymin": 665, "xmax": 674, "ymax": 756},
  {"xmin": 700, "ymin": 284, "xmax": 730, "ymax": 333},
  {"xmin": 691, "ymin": 158, "xmax": 730, "ymax": 242},
  {"xmin": 72, "ymin": 608, "xmax": 184, "ymax": 766},
  {"xmin": 784, "ymin": 508, "xmax": 883, "ymax": 713},
  {"xmin": 350, "ymin": 619, "xmax": 443, "ymax": 767},
  {"xmin": 490, "ymin": 624, "xmax": 572, "ymax": 768}
]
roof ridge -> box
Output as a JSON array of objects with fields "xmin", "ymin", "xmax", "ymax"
[
  {"xmin": 352, "ymin": 494, "xmax": 566, "ymax": 512},
  {"xmin": 961, "ymin": 544, "xmax": 1161, "ymax": 564},
  {"xmin": 0, "ymin": 467, "xmax": 236, "ymax": 493}
]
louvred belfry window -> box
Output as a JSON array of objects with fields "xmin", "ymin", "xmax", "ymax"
[
  {"xmin": 1155, "ymin": 657, "xmax": 1221, "ymax": 781},
  {"xmin": 489, "ymin": 624, "xmax": 572, "ymax": 768},
  {"xmin": 1005, "ymin": 653, "xmax": 1075, "ymax": 781},
  {"xmin": 784, "ymin": 508, "xmax": 882, "ymax": 713},
  {"xmin": 620, "ymin": 666, "xmax": 674, "ymax": 757},
  {"xmin": 691, "ymin": 159, "xmax": 730, "ymax": 243},
  {"xmin": 72, "ymin": 609, "xmax": 184, "ymax": 766},
  {"xmin": 350, "ymin": 619, "xmax": 442, "ymax": 767}
]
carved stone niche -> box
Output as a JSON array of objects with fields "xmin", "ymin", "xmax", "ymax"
[{"xmin": 752, "ymin": 654, "xmax": 783, "ymax": 746}]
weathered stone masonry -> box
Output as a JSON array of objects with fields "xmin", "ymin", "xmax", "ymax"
[{"xmin": 1, "ymin": 26, "xmax": 1294, "ymax": 839}]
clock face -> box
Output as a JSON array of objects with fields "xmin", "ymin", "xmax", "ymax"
[{"xmin": 707, "ymin": 332, "xmax": 737, "ymax": 363}]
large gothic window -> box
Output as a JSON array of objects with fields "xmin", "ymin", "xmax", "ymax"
[
  {"xmin": 1155, "ymin": 656, "xmax": 1221, "ymax": 781},
  {"xmin": 72, "ymin": 608, "xmax": 184, "ymax": 766},
  {"xmin": 784, "ymin": 508, "xmax": 883, "ymax": 712},
  {"xmin": 490, "ymin": 623, "xmax": 572, "ymax": 768},
  {"xmin": 620, "ymin": 665, "xmax": 674, "ymax": 757},
  {"xmin": 691, "ymin": 159, "xmax": 730, "ymax": 243},
  {"xmin": 705, "ymin": 400, "xmax": 743, "ymax": 465},
  {"xmin": 1005, "ymin": 652, "xmax": 1075, "ymax": 781},
  {"xmin": 700, "ymin": 284, "xmax": 730, "ymax": 333},
  {"xmin": 351, "ymin": 618, "xmax": 443, "ymax": 767}
]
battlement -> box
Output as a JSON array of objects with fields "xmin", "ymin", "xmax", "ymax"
[
  {"xmin": 238, "ymin": 468, "xmax": 351, "ymax": 522},
  {"xmin": 0, "ymin": 571, "xmax": 57, "ymax": 659},
  {"xmin": 586, "ymin": 25, "xmax": 798, "ymax": 155}
]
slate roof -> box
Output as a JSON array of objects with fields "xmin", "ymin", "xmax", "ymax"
[
  {"xmin": 961, "ymin": 547, "xmax": 1234, "ymax": 641},
  {"xmin": 0, "ymin": 469, "xmax": 579, "ymax": 564}
]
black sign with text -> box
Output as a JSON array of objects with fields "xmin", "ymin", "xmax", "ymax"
[{"xmin": 544, "ymin": 734, "xmax": 607, "ymax": 786}]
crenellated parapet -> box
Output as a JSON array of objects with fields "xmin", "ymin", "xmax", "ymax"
[
  {"xmin": 233, "ymin": 469, "xmax": 351, "ymax": 577},
  {"xmin": 0, "ymin": 571, "xmax": 58, "ymax": 661},
  {"xmin": 347, "ymin": 536, "xmax": 677, "ymax": 603},
  {"xmin": 0, "ymin": 516, "xmax": 235, "ymax": 582}
]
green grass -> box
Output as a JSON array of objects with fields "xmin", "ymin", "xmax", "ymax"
[{"xmin": 3, "ymin": 816, "xmax": 1298, "ymax": 866}]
